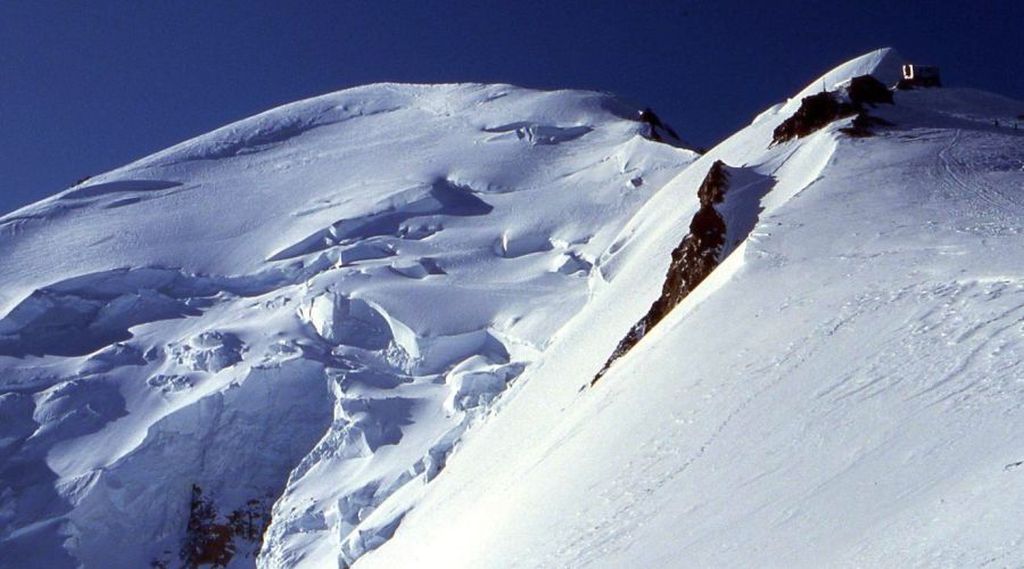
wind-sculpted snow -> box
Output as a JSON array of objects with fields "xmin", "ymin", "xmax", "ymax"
[
  {"xmin": 592, "ymin": 160, "xmax": 773, "ymax": 384},
  {"xmin": 0, "ymin": 83, "xmax": 695, "ymax": 568},
  {"xmin": 482, "ymin": 122, "xmax": 593, "ymax": 145},
  {"xmin": 355, "ymin": 50, "xmax": 1024, "ymax": 569},
  {"xmin": 771, "ymin": 74, "xmax": 894, "ymax": 143},
  {"xmin": 267, "ymin": 178, "xmax": 493, "ymax": 262},
  {"xmin": 0, "ymin": 265, "xmax": 327, "ymax": 359},
  {"xmin": 8, "ymin": 49, "xmax": 1019, "ymax": 569},
  {"xmin": 62, "ymin": 179, "xmax": 184, "ymax": 200}
]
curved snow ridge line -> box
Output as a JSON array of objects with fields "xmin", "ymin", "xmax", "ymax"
[
  {"xmin": 267, "ymin": 178, "xmax": 494, "ymax": 262},
  {"xmin": 0, "ymin": 199, "xmax": 97, "ymax": 238},
  {"xmin": 481, "ymin": 122, "xmax": 593, "ymax": 145},
  {"xmin": 783, "ymin": 47, "xmax": 904, "ymax": 115},
  {"xmin": 591, "ymin": 161, "xmax": 774, "ymax": 385},
  {"xmin": 347, "ymin": 57, "xmax": 1024, "ymax": 569},
  {"xmin": 590, "ymin": 90, "xmax": 845, "ymax": 384},
  {"xmin": 132, "ymin": 96, "xmax": 407, "ymax": 169},
  {"xmin": 160, "ymin": 105, "xmax": 405, "ymax": 165},
  {"xmin": 0, "ymin": 77, "xmax": 699, "ymax": 568},
  {"xmin": 585, "ymin": 94, "xmax": 847, "ymax": 390},
  {"xmin": 59, "ymin": 179, "xmax": 185, "ymax": 201},
  {"xmin": 118, "ymin": 82, "xmax": 640, "ymax": 172},
  {"xmin": 592, "ymin": 104, "xmax": 791, "ymax": 287},
  {"xmin": 0, "ymin": 181, "xmax": 187, "ymax": 228}
]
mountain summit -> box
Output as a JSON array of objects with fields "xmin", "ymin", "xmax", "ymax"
[
  {"xmin": 0, "ymin": 82, "xmax": 694, "ymax": 569},
  {"xmin": 3, "ymin": 49, "xmax": 1024, "ymax": 568}
]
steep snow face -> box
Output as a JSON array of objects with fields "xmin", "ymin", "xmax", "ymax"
[
  {"xmin": 356, "ymin": 53, "xmax": 1024, "ymax": 568},
  {"xmin": 0, "ymin": 83, "xmax": 696, "ymax": 568}
]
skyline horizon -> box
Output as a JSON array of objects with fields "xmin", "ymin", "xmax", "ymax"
[{"xmin": 2, "ymin": 2, "xmax": 1021, "ymax": 216}]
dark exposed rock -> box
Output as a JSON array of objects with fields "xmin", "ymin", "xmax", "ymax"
[
  {"xmin": 180, "ymin": 485, "xmax": 233, "ymax": 568},
  {"xmin": 696, "ymin": 159, "xmax": 729, "ymax": 205},
  {"xmin": 846, "ymin": 75, "xmax": 894, "ymax": 106},
  {"xmin": 772, "ymin": 92, "xmax": 856, "ymax": 143},
  {"xmin": 772, "ymin": 75, "xmax": 893, "ymax": 144},
  {"xmin": 772, "ymin": 92, "xmax": 857, "ymax": 144},
  {"xmin": 178, "ymin": 485, "xmax": 272, "ymax": 569},
  {"xmin": 591, "ymin": 161, "xmax": 730, "ymax": 385},
  {"xmin": 592, "ymin": 78, "xmax": 892, "ymax": 387},
  {"xmin": 638, "ymin": 107, "xmax": 682, "ymax": 144}
]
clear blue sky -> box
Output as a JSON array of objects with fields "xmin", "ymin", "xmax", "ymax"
[{"xmin": 1, "ymin": 1, "xmax": 1021, "ymax": 215}]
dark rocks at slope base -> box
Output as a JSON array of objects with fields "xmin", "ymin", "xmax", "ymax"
[
  {"xmin": 173, "ymin": 485, "xmax": 272, "ymax": 569},
  {"xmin": 772, "ymin": 75, "xmax": 893, "ymax": 144},
  {"xmin": 592, "ymin": 161, "xmax": 730, "ymax": 385}
]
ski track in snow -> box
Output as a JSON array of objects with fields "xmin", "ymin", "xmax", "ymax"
[
  {"xmin": 353, "ymin": 49, "xmax": 1024, "ymax": 569},
  {"xmin": 939, "ymin": 128, "xmax": 1013, "ymax": 213},
  {"xmin": 5, "ymin": 49, "xmax": 1024, "ymax": 569}
]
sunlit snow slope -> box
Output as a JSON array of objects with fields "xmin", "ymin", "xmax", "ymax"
[
  {"xmin": 357, "ymin": 49, "xmax": 1024, "ymax": 568},
  {"xmin": 0, "ymin": 84, "xmax": 695, "ymax": 568}
]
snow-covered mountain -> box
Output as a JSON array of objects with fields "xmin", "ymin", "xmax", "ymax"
[
  {"xmin": 356, "ymin": 49, "xmax": 1024, "ymax": 568},
  {"xmin": 0, "ymin": 82, "xmax": 694, "ymax": 568},
  {"xmin": 3, "ymin": 48, "xmax": 1024, "ymax": 568}
]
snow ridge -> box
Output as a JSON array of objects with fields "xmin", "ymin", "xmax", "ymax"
[
  {"xmin": 0, "ymin": 83, "xmax": 695, "ymax": 568},
  {"xmin": 352, "ymin": 50, "xmax": 1024, "ymax": 569},
  {"xmin": 5, "ymin": 49, "xmax": 1024, "ymax": 569}
]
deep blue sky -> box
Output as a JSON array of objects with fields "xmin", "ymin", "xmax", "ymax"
[{"xmin": 1, "ymin": 1, "xmax": 1021, "ymax": 215}]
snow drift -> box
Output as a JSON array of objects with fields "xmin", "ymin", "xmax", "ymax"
[
  {"xmin": 4, "ymin": 48, "xmax": 1024, "ymax": 569},
  {"xmin": 0, "ymin": 83, "xmax": 694, "ymax": 568},
  {"xmin": 355, "ymin": 48, "xmax": 1024, "ymax": 568}
]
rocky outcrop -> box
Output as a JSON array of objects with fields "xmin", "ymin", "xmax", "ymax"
[
  {"xmin": 173, "ymin": 485, "xmax": 272, "ymax": 569},
  {"xmin": 637, "ymin": 107, "xmax": 689, "ymax": 147},
  {"xmin": 592, "ymin": 161, "xmax": 731, "ymax": 385},
  {"xmin": 772, "ymin": 75, "xmax": 893, "ymax": 144},
  {"xmin": 846, "ymin": 74, "xmax": 895, "ymax": 106}
]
